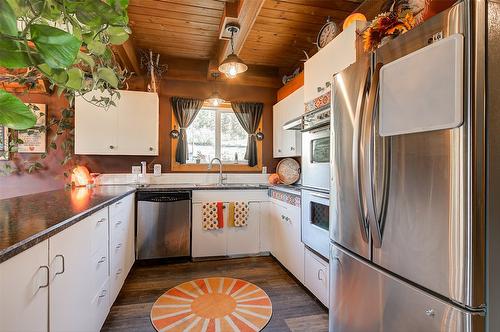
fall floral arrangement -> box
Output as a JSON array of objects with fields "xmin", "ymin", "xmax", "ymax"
[{"xmin": 363, "ymin": 10, "xmax": 417, "ymax": 52}]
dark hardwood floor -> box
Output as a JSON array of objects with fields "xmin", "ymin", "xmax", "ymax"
[{"xmin": 102, "ymin": 256, "xmax": 328, "ymax": 331}]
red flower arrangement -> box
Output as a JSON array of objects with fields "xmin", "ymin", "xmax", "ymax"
[{"xmin": 363, "ymin": 10, "xmax": 417, "ymax": 52}]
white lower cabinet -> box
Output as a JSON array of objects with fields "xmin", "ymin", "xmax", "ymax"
[
  {"xmin": 49, "ymin": 217, "xmax": 94, "ymax": 332},
  {"xmin": 0, "ymin": 240, "xmax": 49, "ymax": 332},
  {"xmin": 0, "ymin": 193, "xmax": 135, "ymax": 332},
  {"xmin": 191, "ymin": 190, "xmax": 267, "ymax": 258},
  {"xmin": 304, "ymin": 248, "xmax": 329, "ymax": 307},
  {"xmin": 109, "ymin": 194, "xmax": 135, "ymax": 303},
  {"xmin": 270, "ymin": 197, "xmax": 305, "ymax": 283}
]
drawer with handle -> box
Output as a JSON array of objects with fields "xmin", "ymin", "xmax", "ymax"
[
  {"xmin": 91, "ymin": 279, "xmax": 110, "ymax": 332},
  {"xmin": 304, "ymin": 248, "xmax": 329, "ymax": 307},
  {"xmin": 90, "ymin": 208, "xmax": 108, "ymax": 255},
  {"xmin": 91, "ymin": 246, "xmax": 109, "ymax": 295},
  {"xmin": 109, "ymin": 195, "xmax": 134, "ymax": 220}
]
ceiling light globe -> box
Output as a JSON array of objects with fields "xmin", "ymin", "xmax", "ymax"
[{"xmin": 219, "ymin": 53, "xmax": 248, "ymax": 78}]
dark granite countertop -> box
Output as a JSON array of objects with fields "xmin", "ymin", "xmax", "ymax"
[
  {"xmin": 0, "ymin": 183, "xmax": 271, "ymax": 263},
  {"xmin": 0, "ymin": 186, "xmax": 135, "ymax": 263},
  {"xmin": 132, "ymin": 183, "xmax": 269, "ymax": 191}
]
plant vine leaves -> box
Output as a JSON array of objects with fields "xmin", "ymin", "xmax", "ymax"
[
  {"xmin": 0, "ymin": 91, "xmax": 36, "ymax": 130},
  {"xmin": 0, "ymin": 0, "xmax": 131, "ymax": 175},
  {"xmin": 30, "ymin": 24, "xmax": 81, "ymax": 69},
  {"xmin": 0, "ymin": 0, "xmax": 18, "ymax": 35}
]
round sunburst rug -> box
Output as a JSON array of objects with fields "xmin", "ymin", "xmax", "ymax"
[{"xmin": 150, "ymin": 277, "xmax": 272, "ymax": 332}]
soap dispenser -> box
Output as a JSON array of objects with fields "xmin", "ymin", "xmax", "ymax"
[{"xmin": 138, "ymin": 161, "xmax": 148, "ymax": 185}]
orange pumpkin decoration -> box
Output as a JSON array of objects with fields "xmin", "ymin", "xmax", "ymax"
[
  {"xmin": 343, "ymin": 13, "xmax": 367, "ymax": 30},
  {"xmin": 268, "ymin": 173, "xmax": 281, "ymax": 185}
]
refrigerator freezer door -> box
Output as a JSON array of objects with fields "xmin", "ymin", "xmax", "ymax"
[
  {"xmin": 330, "ymin": 244, "xmax": 484, "ymax": 332},
  {"xmin": 330, "ymin": 55, "xmax": 371, "ymax": 259}
]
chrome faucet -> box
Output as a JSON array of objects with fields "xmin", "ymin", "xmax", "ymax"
[{"xmin": 208, "ymin": 158, "xmax": 226, "ymax": 185}]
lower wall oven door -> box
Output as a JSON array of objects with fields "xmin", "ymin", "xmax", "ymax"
[
  {"xmin": 301, "ymin": 125, "xmax": 330, "ymax": 191},
  {"xmin": 301, "ymin": 189, "xmax": 330, "ymax": 258}
]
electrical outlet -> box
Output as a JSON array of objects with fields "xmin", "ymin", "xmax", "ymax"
[
  {"xmin": 131, "ymin": 166, "xmax": 141, "ymax": 174},
  {"xmin": 153, "ymin": 164, "xmax": 161, "ymax": 176}
]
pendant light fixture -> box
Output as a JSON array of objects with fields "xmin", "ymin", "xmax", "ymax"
[
  {"xmin": 208, "ymin": 72, "xmax": 225, "ymax": 107},
  {"xmin": 218, "ymin": 23, "xmax": 248, "ymax": 78}
]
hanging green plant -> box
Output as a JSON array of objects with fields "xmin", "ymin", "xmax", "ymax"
[{"xmin": 0, "ymin": 0, "xmax": 132, "ymax": 174}]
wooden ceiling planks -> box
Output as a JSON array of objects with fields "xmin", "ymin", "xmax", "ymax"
[
  {"xmin": 128, "ymin": 0, "xmax": 226, "ymax": 60},
  {"xmin": 126, "ymin": 0, "xmax": 362, "ymax": 83},
  {"xmin": 238, "ymin": 0, "xmax": 360, "ymax": 70}
]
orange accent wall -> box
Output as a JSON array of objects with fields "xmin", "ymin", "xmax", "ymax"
[{"xmin": 276, "ymin": 71, "xmax": 303, "ymax": 102}]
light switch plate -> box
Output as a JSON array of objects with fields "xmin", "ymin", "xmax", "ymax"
[{"xmin": 131, "ymin": 166, "xmax": 141, "ymax": 174}]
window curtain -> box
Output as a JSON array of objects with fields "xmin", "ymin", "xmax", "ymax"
[
  {"xmin": 171, "ymin": 96, "xmax": 204, "ymax": 164},
  {"xmin": 231, "ymin": 102, "xmax": 263, "ymax": 167}
]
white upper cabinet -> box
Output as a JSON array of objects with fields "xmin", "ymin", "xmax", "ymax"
[
  {"xmin": 304, "ymin": 23, "xmax": 357, "ymax": 102},
  {"xmin": 75, "ymin": 90, "xmax": 159, "ymax": 155},
  {"xmin": 273, "ymin": 87, "xmax": 303, "ymax": 158}
]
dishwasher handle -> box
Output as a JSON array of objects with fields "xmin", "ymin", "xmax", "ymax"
[{"xmin": 137, "ymin": 191, "xmax": 191, "ymax": 202}]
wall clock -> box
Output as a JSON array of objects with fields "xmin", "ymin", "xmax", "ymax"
[{"xmin": 316, "ymin": 18, "xmax": 339, "ymax": 50}]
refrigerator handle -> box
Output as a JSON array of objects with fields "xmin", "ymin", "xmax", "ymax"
[
  {"xmin": 352, "ymin": 66, "xmax": 371, "ymax": 244},
  {"xmin": 364, "ymin": 62, "xmax": 391, "ymax": 248}
]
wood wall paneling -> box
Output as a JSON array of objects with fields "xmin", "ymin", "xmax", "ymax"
[{"xmin": 0, "ymin": 78, "xmax": 278, "ymax": 199}]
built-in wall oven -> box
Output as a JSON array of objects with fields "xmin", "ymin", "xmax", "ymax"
[
  {"xmin": 301, "ymin": 92, "xmax": 331, "ymax": 259},
  {"xmin": 301, "ymin": 104, "xmax": 330, "ymax": 191},
  {"xmin": 301, "ymin": 189, "xmax": 330, "ymax": 259}
]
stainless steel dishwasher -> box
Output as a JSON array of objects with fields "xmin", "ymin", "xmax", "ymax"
[{"xmin": 136, "ymin": 191, "xmax": 191, "ymax": 260}]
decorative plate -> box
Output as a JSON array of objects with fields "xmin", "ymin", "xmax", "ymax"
[{"xmin": 276, "ymin": 158, "xmax": 300, "ymax": 185}]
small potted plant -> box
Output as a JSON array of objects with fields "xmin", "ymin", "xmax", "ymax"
[{"xmin": 195, "ymin": 151, "xmax": 203, "ymax": 164}]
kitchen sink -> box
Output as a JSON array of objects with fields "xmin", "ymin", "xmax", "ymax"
[{"xmin": 194, "ymin": 183, "xmax": 264, "ymax": 188}]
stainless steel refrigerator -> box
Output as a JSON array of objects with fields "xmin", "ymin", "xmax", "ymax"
[{"xmin": 329, "ymin": 1, "xmax": 500, "ymax": 331}]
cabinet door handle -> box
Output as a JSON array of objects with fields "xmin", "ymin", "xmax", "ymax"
[
  {"xmin": 278, "ymin": 149, "xmax": 282, "ymax": 153},
  {"xmin": 98, "ymin": 256, "xmax": 106, "ymax": 264},
  {"xmin": 115, "ymin": 220, "xmax": 122, "ymax": 226},
  {"xmin": 116, "ymin": 243, "xmax": 122, "ymax": 249},
  {"xmin": 99, "ymin": 290, "xmax": 107, "ymax": 298},
  {"xmin": 55, "ymin": 254, "xmax": 65, "ymax": 276},
  {"xmin": 116, "ymin": 268, "xmax": 123, "ymax": 276},
  {"xmin": 115, "ymin": 201, "xmax": 122, "ymax": 206},
  {"xmin": 317, "ymin": 86, "xmax": 325, "ymax": 93},
  {"xmin": 97, "ymin": 217, "xmax": 106, "ymax": 224},
  {"xmin": 325, "ymin": 81, "xmax": 331, "ymax": 88},
  {"xmin": 149, "ymin": 147, "xmax": 154, "ymax": 151},
  {"xmin": 38, "ymin": 266, "xmax": 49, "ymax": 289},
  {"xmin": 317, "ymin": 269, "xmax": 324, "ymax": 281},
  {"xmin": 290, "ymin": 147, "xmax": 295, "ymax": 151},
  {"xmin": 109, "ymin": 145, "xmax": 115, "ymax": 150}
]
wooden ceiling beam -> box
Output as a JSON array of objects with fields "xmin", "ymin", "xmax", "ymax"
[
  {"xmin": 215, "ymin": 0, "xmax": 265, "ymax": 65},
  {"xmin": 162, "ymin": 56, "xmax": 280, "ymax": 88},
  {"xmin": 112, "ymin": 39, "xmax": 141, "ymax": 75}
]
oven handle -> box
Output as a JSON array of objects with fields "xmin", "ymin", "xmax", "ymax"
[
  {"xmin": 352, "ymin": 63, "xmax": 371, "ymax": 244},
  {"xmin": 310, "ymin": 192, "xmax": 330, "ymax": 200}
]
